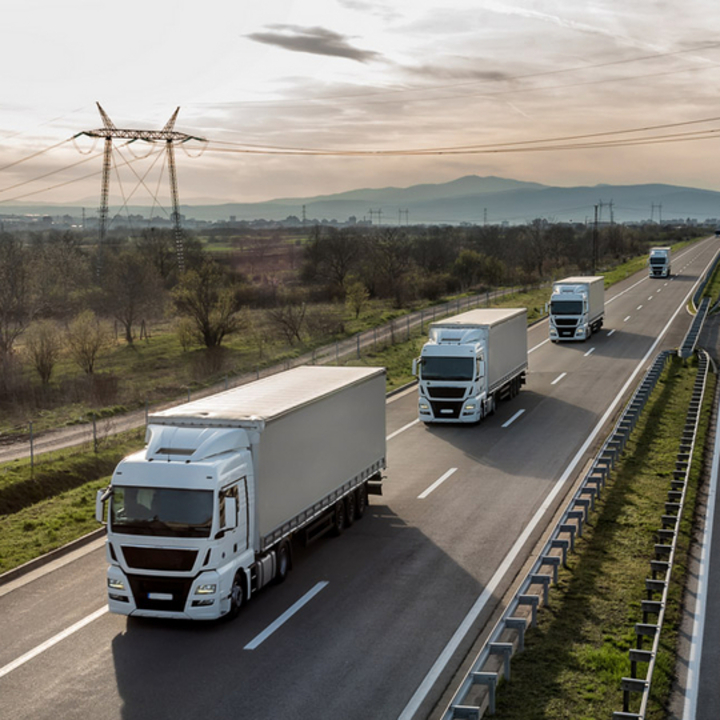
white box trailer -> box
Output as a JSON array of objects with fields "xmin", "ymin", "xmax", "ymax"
[
  {"xmin": 549, "ymin": 276, "xmax": 605, "ymax": 342},
  {"xmin": 413, "ymin": 308, "xmax": 528, "ymax": 423},
  {"xmin": 97, "ymin": 366, "xmax": 386, "ymax": 620}
]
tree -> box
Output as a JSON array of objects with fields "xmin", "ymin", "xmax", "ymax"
[
  {"xmin": 301, "ymin": 226, "xmax": 362, "ymax": 294},
  {"xmin": 367, "ymin": 228, "xmax": 415, "ymax": 307},
  {"xmin": 345, "ymin": 278, "xmax": 370, "ymax": 318},
  {"xmin": 0, "ymin": 233, "xmax": 34, "ymax": 357},
  {"xmin": 66, "ymin": 310, "xmax": 110, "ymax": 375},
  {"xmin": 172, "ymin": 259, "xmax": 240, "ymax": 348},
  {"xmin": 102, "ymin": 248, "xmax": 164, "ymax": 344},
  {"xmin": 24, "ymin": 320, "xmax": 62, "ymax": 385},
  {"xmin": 266, "ymin": 291, "xmax": 307, "ymax": 345},
  {"xmin": 453, "ymin": 249, "xmax": 486, "ymax": 290}
]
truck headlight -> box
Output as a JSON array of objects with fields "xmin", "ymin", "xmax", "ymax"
[
  {"xmin": 419, "ymin": 402, "xmax": 430, "ymax": 410},
  {"xmin": 464, "ymin": 403, "xmax": 477, "ymax": 410},
  {"xmin": 195, "ymin": 584, "xmax": 217, "ymax": 595},
  {"xmin": 108, "ymin": 578, "xmax": 126, "ymax": 591}
]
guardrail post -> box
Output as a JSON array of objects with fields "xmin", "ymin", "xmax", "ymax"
[
  {"xmin": 517, "ymin": 594, "xmax": 540, "ymax": 626},
  {"xmin": 470, "ymin": 672, "xmax": 497, "ymax": 714},
  {"xmin": 505, "ymin": 617, "xmax": 527, "ymax": 652},
  {"xmin": 489, "ymin": 642, "xmax": 513, "ymax": 680}
]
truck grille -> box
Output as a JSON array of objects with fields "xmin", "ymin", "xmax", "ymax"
[
  {"xmin": 127, "ymin": 575, "xmax": 193, "ymax": 612},
  {"xmin": 554, "ymin": 318, "xmax": 578, "ymax": 326},
  {"xmin": 430, "ymin": 400, "xmax": 462, "ymax": 419},
  {"xmin": 427, "ymin": 386, "xmax": 466, "ymax": 399},
  {"xmin": 122, "ymin": 546, "xmax": 198, "ymax": 572}
]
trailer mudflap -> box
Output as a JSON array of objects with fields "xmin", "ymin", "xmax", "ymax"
[{"xmin": 367, "ymin": 476, "xmax": 383, "ymax": 495}]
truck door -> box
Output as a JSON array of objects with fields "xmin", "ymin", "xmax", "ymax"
[{"xmin": 219, "ymin": 479, "xmax": 249, "ymax": 553}]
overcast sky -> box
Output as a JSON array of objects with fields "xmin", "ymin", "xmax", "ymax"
[{"xmin": 3, "ymin": 0, "xmax": 720, "ymax": 211}]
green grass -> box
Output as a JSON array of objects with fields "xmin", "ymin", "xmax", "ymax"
[{"xmin": 492, "ymin": 356, "xmax": 714, "ymax": 719}]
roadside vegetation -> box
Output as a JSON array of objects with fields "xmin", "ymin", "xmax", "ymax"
[
  {"xmin": 0, "ymin": 220, "xmax": 704, "ymax": 436},
  {"xmin": 491, "ymin": 355, "xmax": 715, "ymax": 720}
]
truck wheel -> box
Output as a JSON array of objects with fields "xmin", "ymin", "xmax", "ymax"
[
  {"xmin": 228, "ymin": 572, "xmax": 245, "ymax": 619},
  {"xmin": 274, "ymin": 542, "xmax": 290, "ymax": 584},
  {"xmin": 330, "ymin": 501, "xmax": 345, "ymax": 536},
  {"xmin": 355, "ymin": 485, "xmax": 367, "ymax": 520},
  {"xmin": 344, "ymin": 493, "xmax": 356, "ymax": 527}
]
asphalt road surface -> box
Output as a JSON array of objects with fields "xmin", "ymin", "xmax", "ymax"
[{"xmin": 1, "ymin": 237, "xmax": 718, "ymax": 720}]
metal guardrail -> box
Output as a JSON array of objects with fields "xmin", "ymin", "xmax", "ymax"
[
  {"xmin": 679, "ymin": 297, "xmax": 710, "ymax": 359},
  {"xmin": 692, "ymin": 250, "xmax": 720, "ymax": 310},
  {"xmin": 441, "ymin": 349, "xmax": 674, "ymax": 720},
  {"xmin": 613, "ymin": 349, "xmax": 709, "ymax": 720}
]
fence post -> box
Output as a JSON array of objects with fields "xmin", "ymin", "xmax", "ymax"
[
  {"xmin": 92, "ymin": 413, "xmax": 98, "ymax": 453},
  {"xmin": 335, "ymin": 341, "xmax": 339, "ymax": 364},
  {"xmin": 407, "ymin": 316, "xmax": 410, "ymax": 340},
  {"xmin": 29, "ymin": 421, "xmax": 34, "ymax": 477},
  {"xmin": 145, "ymin": 398, "xmax": 149, "ymax": 426},
  {"xmin": 420, "ymin": 309, "xmax": 424, "ymax": 333},
  {"xmin": 356, "ymin": 334, "xmax": 361, "ymax": 358}
]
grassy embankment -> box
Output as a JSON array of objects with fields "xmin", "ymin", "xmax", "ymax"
[
  {"xmin": 0, "ymin": 238, "xmax": 705, "ymax": 573},
  {"xmin": 492, "ymin": 355, "xmax": 715, "ymax": 720}
]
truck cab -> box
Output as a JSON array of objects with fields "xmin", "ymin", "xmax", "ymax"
[
  {"xmin": 414, "ymin": 329, "xmax": 491, "ymax": 423},
  {"xmin": 648, "ymin": 247, "xmax": 671, "ymax": 278},
  {"xmin": 549, "ymin": 277, "xmax": 604, "ymax": 342},
  {"xmin": 98, "ymin": 426, "xmax": 256, "ymax": 620}
]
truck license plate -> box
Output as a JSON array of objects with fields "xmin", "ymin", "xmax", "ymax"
[{"xmin": 148, "ymin": 592, "xmax": 173, "ymax": 601}]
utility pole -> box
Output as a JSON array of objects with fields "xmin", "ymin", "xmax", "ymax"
[
  {"xmin": 75, "ymin": 103, "xmax": 206, "ymax": 277},
  {"xmin": 592, "ymin": 204, "xmax": 599, "ymax": 275},
  {"xmin": 376, "ymin": 209, "xmax": 383, "ymax": 227},
  {"xmin": 484, "ymin": 208, "xmax": 487, "ymax": 226},
  {"xmin": 302, "ymin": 205, "xmax": 306, "ymax": 226},
  {"xmin": 368, "ymin": 209, "xmax": 375, "ymax": 224}
]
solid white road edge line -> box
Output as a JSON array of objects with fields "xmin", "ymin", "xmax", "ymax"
[
  {"xmin": 584, "ymin": 348, "xmax": 595, "ymax": 357},
  {"xmin": 551, "ymin": 373, "xmax": 567, "ymax": 385},
  {"xmin": 0, "ymin": 606, "xmax": 108, "ymax": 679},
  {"xmin": 502, "ymin": 409, "xmax": 525, "ymax": 428},
  {"xmin": 682, "ymin": 391, "xmax": 719, "ymax": 720},
  {"xmin": 396, "ymin": 250, "xmax": 715, "ymax": 720},
  {"xmin": 244, "ymin": 582, "xmax": 329, "ymax": 651},
  {"xmin": 418, "ymin": 468, "xmax": 458, "ymax": 500}
]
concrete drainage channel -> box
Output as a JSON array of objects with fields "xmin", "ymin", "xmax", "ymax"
[
  {"xmin": 614, "ymin": 349, "xmax": 710, "ymax": 719},
  {"xmin": 440, "ymin": 347, "xmax": 706, "ymax": 720}
]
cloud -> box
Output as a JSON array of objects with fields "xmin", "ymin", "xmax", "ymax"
[{"xmin": 246, "ymin": 25, "xmax": 381, "ymax": 63}]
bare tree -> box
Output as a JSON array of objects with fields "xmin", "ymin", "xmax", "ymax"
[
  {"xmin": 66, "ymin": 310, "xmax": 110, "ymax": 375},
  {"xmin": 24, "ymin": 320, "xmax": 62, "ymax": 385},
  {"xmin": 102, "ymin": 248, "xmax": 165, "ymax": 344},
  {"xmin": 266, "ymin": 292, "xmax": 307, "ymax": 345},
  {"xmin": 345, "ymin": 278, "xmax": 370, "ymax": 318}
]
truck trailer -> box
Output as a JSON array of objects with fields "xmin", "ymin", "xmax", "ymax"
[
  {"xmin": 96, "ymin": 365, "xmax": 386, "ymax": 620},
  {"xmin": 549, "ymin": 276, "xmax": 605, "ymax": 342},
  {"xmin": 412, "ymin": 308, "xmax": 527, "ymax": 423},
  {"xmin": 648, "ymin": 247, "xmax": 671, "ymax": 278}
]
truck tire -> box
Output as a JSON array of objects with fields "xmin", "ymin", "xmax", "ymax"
[
  {"xmin": 330, "ymin": 501, "xmax": 346, "ymax": 536},
  {"xmin": 344, "ymin": 492, "xmax": 356, "ymax": 527},
  {"xmin": 228, "ymin": 572, "xmax": 245, "ymax": 619},
  {"xmin": 355, "ymin": 485, "xmax": 367, "ymax": 520},
  {"xmin": 274, "ymin": 542, "xmax": 290, "ymax": 584}
]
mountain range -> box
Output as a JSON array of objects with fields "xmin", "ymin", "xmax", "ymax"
[{"xmin": 5, "ymin": 175, "xmax": 720, "ymax": 225}]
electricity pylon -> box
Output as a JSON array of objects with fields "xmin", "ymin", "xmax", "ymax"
[{"xmin": 76, "ymin": 103, "xmax": 206, "ymax": 275}]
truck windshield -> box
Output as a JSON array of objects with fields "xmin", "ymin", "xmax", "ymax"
[
  {"xmin": 111, "ymin": 486, "xmax": 213, "ymax": 538},
  {"xmin": 422, "ymin": 357, "xmax": 474, "ymax": 381},
  {"xmin": 650, "ymin": 257, "xmax": 666, "ymax": 264},
  {"xmin": 551, "ymin": 300, "xmax": 583, "ymax": 315}
]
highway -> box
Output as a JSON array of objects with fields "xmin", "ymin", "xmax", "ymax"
[{"xmin": 1, "ymin": 236, "xmax": 718, "ymax": 720}]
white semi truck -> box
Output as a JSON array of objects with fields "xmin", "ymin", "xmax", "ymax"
[
  {"xmin": 96, "ymin": 365, "xmax": 386, "ymax": 621},
  {"xmin": 549, "ymin": 276, "xmax": 605, "ymax": 342},
  {"xmin": 412, "ymin": 308, "xmax": 527, "ymax": 423},
  {"xmin": 648, "ymin": 247, "xmax": 671, "ymax": 278}
]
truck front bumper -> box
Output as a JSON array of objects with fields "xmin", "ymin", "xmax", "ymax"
[{"xmin": 106, "ymin": 566, "xmax": 224, "ymax": 620}]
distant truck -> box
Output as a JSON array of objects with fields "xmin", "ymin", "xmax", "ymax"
[
  {"xmin": 96, "ymin": 366, "xmax": 386, "ymax": 620},
  {"xmin": 648, "ymin": 246, "xmax": 672, "ymax": 278},
  {"xmin": 549, "ymin": 276, "xmax": 605, "ymax": 342},
  {"xmin": 412, "ymin": 308, "xmax": 527, "ymax": 423}
]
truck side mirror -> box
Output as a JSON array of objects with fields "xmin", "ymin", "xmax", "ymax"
[
  {"xmin": 96, "ymin": 487, "xmax": 112, "ymax": 524},
  {"xmin": 412, "ymin": 358, "xmax": 418, "ymax": 377},
  {"xmin": 223, "ymin": 497, "xmax": 238, "ymax": 531}
]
